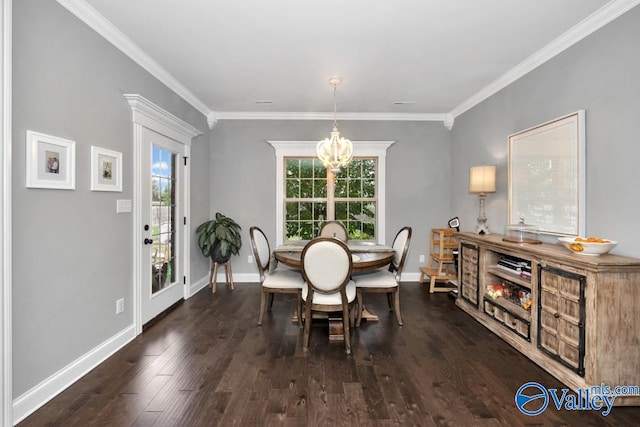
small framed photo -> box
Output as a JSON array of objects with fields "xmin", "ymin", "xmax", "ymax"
[
  {"xmin": 26, "ymin": 130, "xmax": 76, "ymax": 190},
  {"xmin": 91, "ymin": 146, "xmax": 123, "ymax": 192}
]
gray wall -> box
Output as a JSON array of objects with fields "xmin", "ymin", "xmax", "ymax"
[
  {"xmin": 208, "ymin": 120, "xmax": 452, "ymax": 276},
  {"xmin": 12, "ymin": 0, "xmax": 640, "ymax": 408},
  {"xmin": 12, "ymin": 0, "xmax": 209, "ymax": 396},
  {"xmin": 450, "ymin": 6, "xmax": 640, "ymax": 258}
]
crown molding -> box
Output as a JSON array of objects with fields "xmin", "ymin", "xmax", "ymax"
[
  {"xmin": 448, "ymin": 0, "xmax": 640, "ymax": 119},
  {"xmin": 56, "ymin": 0, "xmax": 210, "ymax": 118},
  {"xmin": 58, "ymin": 0, "xmax": 640, "ymax": 131},
  {"xmin": 214, "ymin": 111, "xmax": 447, "ymax": 122},
  {"xmin": 207, "ymin": 112, "xmax": 218, "ymax": 129}
]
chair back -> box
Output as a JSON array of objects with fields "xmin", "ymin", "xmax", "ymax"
[
  {"xmin": 391, "ymin": 226, "xmax": 412, "ymax": 277},
  {"xmin": 302, "ymin": 237, "xmax": 352, "ymax": 295},
  {"xmin": 318, "ymin": 220, "xmax": 348, "ymax": 242},
  {"xmin": 249, "ymin": 226, "xmax": 271, "ymax": 281}
]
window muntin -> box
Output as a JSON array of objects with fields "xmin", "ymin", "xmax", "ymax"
[{"xmin": 284, "ymin": 157, "xmax": 377, "ymax": 241}]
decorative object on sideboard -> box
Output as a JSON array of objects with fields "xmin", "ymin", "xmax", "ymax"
[
  {"xmin": 558, "ymin": 236, "xmax": 617, "ymax": 256},
  {"xmin": 316, "ymin": 77, "xmax": 353, "ymax": 174},
  {"xmin": 469, "ymin": 165, "xmax": 496, "ymax": 234},
  {"xmin": 508, "ymin": 111, "xmax": 585, "ymax": 237},
  {"xmin": 503, "ymin": 218, "xmax": 541, "ymax": 244}
]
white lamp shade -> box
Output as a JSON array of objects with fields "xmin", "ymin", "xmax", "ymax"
[{"xmin": 469, "ymin": 165, "xmax": 496, "ymax": 194}]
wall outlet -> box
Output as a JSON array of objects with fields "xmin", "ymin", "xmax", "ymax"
[
  {"xmin": 248, "ymin": 255, "xmax": 253, "ymax": 264},
  {"xmin": 419, "ymin": 254, "xmax": 425, "ymax": 263},
  {"xmin": 116, "ymin": 298, "xmax": 124, "ymax": 314}
]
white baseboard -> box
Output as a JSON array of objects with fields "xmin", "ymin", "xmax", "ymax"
[
  {"xmin": 400, "ymin": 272, "xmax": 421, "ymax": 282},
  {"xmin": 189, "ymin": 273, "xmax": 260, "ymax": 295},
  {"xmin": 189, "ymin": 274, "xmax": 209, "ymax": 295},
  {"xmin": 212, "ymin": 272, "xmax": 259, "ymax": 285},
  {"xmin": 12, "ymin": 324, "xmax": 136, "ymax": 425}
]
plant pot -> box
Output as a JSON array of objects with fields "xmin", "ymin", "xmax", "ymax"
[{"xmin": 210, "ymin": 243, "xmax": 231, "ymax": 264}]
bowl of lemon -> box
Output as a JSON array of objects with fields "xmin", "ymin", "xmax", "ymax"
[{"xmin": 558, "ymin": 237, "xmax": 617, "ymax": 256}]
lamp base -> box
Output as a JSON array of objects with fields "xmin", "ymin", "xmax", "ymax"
[
  {"xmin": 475, "ymin": 193, "xmax": 490, "ymax": 234},
  {"xmin": 475, "ymin": 222, "xmax": 491, "ymax": 235}
]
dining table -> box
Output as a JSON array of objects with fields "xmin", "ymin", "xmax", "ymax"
[
  {"xmin": 273, "ymin": 240, "xmax": 395, "ymax": 340},
  {"xmin": 274, "ymin": 240, "xmax": 395, "ymax": 272}
]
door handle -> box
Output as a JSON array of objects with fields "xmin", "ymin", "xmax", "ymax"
[{"xmin": 144, "ymin": 238, "xmax": 154, "ymax": 245}]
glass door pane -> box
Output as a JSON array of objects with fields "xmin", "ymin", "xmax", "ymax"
[{"xmin": 151, "ymin": 145, "xmax": 176, "ymax": 294}]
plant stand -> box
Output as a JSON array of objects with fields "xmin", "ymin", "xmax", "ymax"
[{"xmin": 209, "ymin": 260, "xmax": 234, "ymax": 293}]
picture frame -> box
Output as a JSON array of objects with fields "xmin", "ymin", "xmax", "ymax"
[
  {"xmin": 508, "ymin": 110, "xmax": 586, "ymax": 237},
  {"xmin": 26, "ymin": 130, "xmax": 76, "ymax": 190},
  {"xmin": 91, "ymin": 146, "xmax": 123, "ymax": 192}
]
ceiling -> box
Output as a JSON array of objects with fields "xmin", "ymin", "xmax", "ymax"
[{"xmin": 60, "ymin": 0, "xmax": 636, "ymax": 126}]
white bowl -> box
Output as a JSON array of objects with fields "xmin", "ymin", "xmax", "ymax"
[{"xmin": 558, "ymin": 237, "xmax": 618, "ymax": 256}]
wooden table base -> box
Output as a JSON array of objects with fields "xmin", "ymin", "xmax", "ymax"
[{"xmin": 292, "ymin": 306, "xmax": 378, "ymax": 341}]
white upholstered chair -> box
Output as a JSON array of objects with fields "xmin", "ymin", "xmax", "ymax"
[
  {"xmin": 353, "ymin": 226, "xmax": 412, "ymax": 327},
  {"xmin": 250, "ymin": 226, "xmax": 304, "ymax": 326},
  {"xmin": 318, "ymin": 220, "xmax": 348, "ymax": 242},
  {"xmin": 301, "ymin": 237, "xmax": 356, "ymax": 355}
]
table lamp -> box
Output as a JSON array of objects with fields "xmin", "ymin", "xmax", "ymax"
[{"xmin": 469, "ymin": 165, "xmax": 496, "ymax": 234}]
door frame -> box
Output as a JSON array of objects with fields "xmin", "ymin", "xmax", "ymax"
[{"xmin": 125, "ymin": 94, "xmax": 201, "ymax": 335}]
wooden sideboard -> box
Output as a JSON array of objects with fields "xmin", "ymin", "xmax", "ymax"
[{"xmin": 455, "ymin": 232, "xmax": 640, "ymax": 406}]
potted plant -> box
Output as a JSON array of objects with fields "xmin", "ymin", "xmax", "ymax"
[{"xmin": 196, "ymin": 212, "xmax": 242, "ymax": 263}]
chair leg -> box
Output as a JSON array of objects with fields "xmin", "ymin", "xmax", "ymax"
[
  {"xmin": 387, "ymin": 292, "xmax": 393, "ymax": 310},
  {"xmin": 393, "ymin": 288, "xmax": 403, "ymax": 326},
  {"xmin": 296, "ymin": 292, "xmax": 303, "ymax": 328},
  {"xmin": 356, "ymin": 289, "xmax": 364, "ymax": 327},
  {"xmin": 429, "ymin": 275, "xmax": 436, "ymax": 293},
  {"xmin": 258, "ymin": 288, "xmax": 267, "ymax": 326},
  {"xmin": 303, "ymin": 299, "xmax": 313, "ymax": 352},
  {"xmin": 343, "ymin": 303, "xmax": 352, "ymax": 355},
  {"xmin": 349, "ymin": 300, "xmax": 355, "ymax": 328},
  {"xmin": 268, "ymin": 293, "xmax": 275, "ymax": 309}
]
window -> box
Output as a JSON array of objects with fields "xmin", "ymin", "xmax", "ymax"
[
  {"xmin": 269, "ymin": 140, "xmax": 395, "ymax": 246},
  {"xmin": 284, "ymin": 157, "xmax": 377, "ymax": 240}
]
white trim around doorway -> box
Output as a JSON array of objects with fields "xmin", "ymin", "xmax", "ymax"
[
  {"xmin": 1, "ymin": 0, "xmax": 12, "ymax": 425},
  {"xmin": 125, "ymin": 94, "xmax": 201, "ymax": 335}
]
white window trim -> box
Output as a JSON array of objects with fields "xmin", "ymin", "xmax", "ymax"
[{"xmin": 267, "ymin": 140, "xmax": 395, "ymax": 246}]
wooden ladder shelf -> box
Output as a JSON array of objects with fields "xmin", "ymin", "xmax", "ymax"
[{"xmin": 419, "ymin": 228, "xmax": 458, "ymax": 293}]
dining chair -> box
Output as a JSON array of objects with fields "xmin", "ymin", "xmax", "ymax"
[
  {"xmin": 249, "ymin": 226, "xmax": 304, "ymax": 326},
  {"xmin": 318, "ymin": 220, "xmax": 348, "ymax": 242},
  {"xmin": 301, "ymin": 237, "xmax": 356, "ymax": 354},
  {"xmin": 353, "ymin": 226, "xmax": 412, "ymax": 327}
]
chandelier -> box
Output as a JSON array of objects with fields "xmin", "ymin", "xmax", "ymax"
[{"xmin": 316, "ymin": 77, "xmax": 353, "ymax": 174}]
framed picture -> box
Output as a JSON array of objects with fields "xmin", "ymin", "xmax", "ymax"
[
  {"xmin": 91, "ymin": 146, "xmax": 123, "ymax": 192},
  {"xmin": 26, "ymin": 130, "xmax": 76, "ymax": 190},
  {"xmin": 508, "ymin": 110, "xmax": 585, "ymax": 237}
]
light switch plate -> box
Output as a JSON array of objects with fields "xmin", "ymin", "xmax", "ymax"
[{"xmin": 117, "ymin": 199, "xmax": 132, "ymax": 213}]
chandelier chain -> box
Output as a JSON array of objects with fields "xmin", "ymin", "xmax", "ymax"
[{"xmin": 332, "ymin": 83, "xmax": 338, "ymax": 128}]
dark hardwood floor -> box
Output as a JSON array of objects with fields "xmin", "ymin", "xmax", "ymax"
[{"xmin": 20, "ymin": 283, "xmax": 640, "ymax": 426}]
